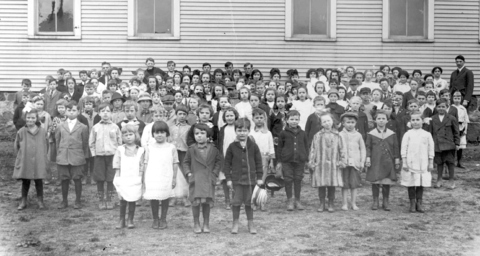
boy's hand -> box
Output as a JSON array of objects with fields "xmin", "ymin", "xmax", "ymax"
[
  {"xmin": 227, "ymin": 181, "xmax": 233, "ymax": 190},
  {"xmin": 269, "ymin": 161, "xmax": 275, "ymax": 171},
  {"xmin": 428, "ymin": 160, "xmax": 434, "ymax": 172},
  {"xmin": 257, "ymin": 180, "xmax": 263, "ymax": 186},
  {"xmin": 172, "ymin": 178, "xmax": 176, "ymax": 189},
  {"xmin": 365, "ymin": 158, "xmax": 371, "ymax": 167}
]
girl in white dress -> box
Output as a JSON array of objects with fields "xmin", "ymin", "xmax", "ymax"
[
  {"xmin": 143, "ymin": 121, "xmax": 179, "ymax": 229},
  {"xmin": 401, "ymin": 111, "xmax": 434, "ymax": 213},
  {"xmin": 291, "ymin": 86, "xmax": 314, "ymax": 130},
  {"xmin": 113, "ymin": 124, "xmax": 145, "ymax": 229},
  {"xmin": 452, "ymin": 91, "xmax": 470, "ymax": 168}
]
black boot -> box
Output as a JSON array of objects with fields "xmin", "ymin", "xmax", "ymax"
[
  {"xmin": 58, "ymin": 180, "xmax": 69, "ymax": 209},
  {"xmin": 159, "ymin": 199, "xmax": 169, "ymax": 229},
  {"xmin": 202, "ymin": 203, "xmax": 211, "ymax": 233},
  {"xmin": 127, "ymin": 202, "xmax": 136, "ymax": 229},
  {"xmin": 151, "ymin": 200, "xmax": 160, "ymax": 229},
  {"xmin": 245, "ymin": 206, "xmax": 256, "ymax": 234},
  {"xmin": 231, "ymin": 206, "xmax": 240, "ymax": 234},
  {"xmin": 18, "ymin": 179, "xmax": 30, "ymax": 210},
  {"xmin": 371, "ymin": 184, "xmax": 379, "ymax": 210},
  {"xmin": 382, "ymin": 185, "xmax": 391, "ymax": 211},
  {"xmin": 73, "ymin": 179, "xmax": 82, "ymax": 209},
  {"xmin": 117, "ymin": 200, "xmax": 127, "ymax": 229},
  {"xmin": 192, "ymin": 205, "xmax": 201, "ymax": 234}
]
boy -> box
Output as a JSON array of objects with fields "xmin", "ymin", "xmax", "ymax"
[
  {"xmin": 102, "ymin": 90, "xmax": 113, "ymax": 104},
  {"xmin": 429, "ymin": 98, "xmax": 460, "ymax": 189},
  {"xmin": 137, "ymin": 93, "xmax": 153, "ymax": 123},
  {"xmin": 167, "ymin": 60, "xmax": 176, "ymax": 77},
  {"xmin": 111, "ymin": 92, "xmax": 126, "ymax": 123},
  {"xmin": 14, "ymin": 79, "xmax": 32, "ymax": 109},
  {"xmin": 89, "ymin": 103, "xmax": 122, "ymax": 210},
  {"xmin": 402, "ymin": 79, "xmax": 420, "ymax": 108},
  {"xmin": 346, "ymin": 79, "xmax": 361, "ymax": 100},
  {"xmin": 224, "ymin": 118, "xmax": 263, "ymax": 234},
  {"xmin": 416, "ymin": 91, "xmax": 426, "ymax": 110},
  {"xmin": 56, "ymin": 68, "xmax": 67, "ymax": 92},
  {"xmin": 452, "ymin": 91, "xmax": 469, "ymax": 168},
  {"xmin": 162, "ymin": 95, "xmax": 176, "ymax": 126},
  {"xmin": 78, "ymin": 83, "xmax": 101, "ymax": 113},
  {"xmin": 346, "ymin": 96, "xmax": 369, "ymax": 141},
  {"xmin": 391, "ymin": 92, "xmax": 407, "ymax": 122},
  {"xmin": 339, "ymin": 112, "xmax": 366, "ymax": 211},
  {"xmin": 78, "ymin": 70, "xmax": 89, "ymax": 89},
  {"xmin": 55, "ymin": 102, "xmax": 89, "ymax": 209},
  {"xmin": 359, "ymin": 87, "xmax": 374, "ymax": 128},
  {"xmin": 118, "ymin": 100, "xmax": 146, "ymax": 138},
  {"xmin": 255, "ymin": 82, "xmax": 265, "ymax": 97},
  {"xmin": 159, "ymin": 86, "xmax": 168, "ymax": 97},
  {"xmin": 81, "ymin": 97, "xmax": 98, "ymax": 184},
  {"xmin": 378, "ymin": 78, "xmax": 394, "ymax": 101},
  {"xmin": 13, "ymin": 91, "xmax": 32, "ymax": 130},
  {"xmin": 439, "ymin": 89, "xmax": 459, "ymax": 120},
  {"xmin": 305, "ymin": 95, "xmax": 326, "ymax": 149},
  {"xmin": 278, "ymin": 110, "xmax": 309, "ymax": 211},
  {"xmin": 326, "ymin": 89, "xmax": 345, "ymax": 124}
]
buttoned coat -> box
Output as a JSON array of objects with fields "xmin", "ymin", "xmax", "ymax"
[
  {"xmin": 366, "ymin": 128, "xmax": 400, "ymax": 182},
  {"xmin": 44, "ymin": 90, "xmax": 65, "ymax": 116},
  {"xmin": 55, "ymin": 121, "xmax": 89, "ymax": 166},
  {"xmin": 182, "ymin": 143, "xmax": 222, "ymax": 202},
  {"xmin": 429, "ymin": 114, "xmax": 460, "ymax": 152},
  {"xmin": 449, "ymin": 67, "xmax": 474, "ymax": 102},
  {"xmin": 13, "ymin": 126, "xmax": 48, "ymax": 179}
]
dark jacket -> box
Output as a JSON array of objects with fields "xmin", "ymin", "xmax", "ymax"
[
  {"xmin": 450, "ymin": 67, "xmax": 474, "ymax": 102},
  {"xmin": 13, "ymin": 103, "xmax": 26, "ymax": 130},
  {"xmin": 326, "ymin": 102, "xmax": 345, "ymax": 123},
  {"xmin": 429, "ymin": 114, "xmax": 460, "ymax": 152},
  {"xmin": 402, "ymin": 90, "xmax": 417, "ymax": 108},
  {"xmin": 305, "ymin": 112, "xmax": 322, "ymax": 149},
  {"xmin": 269, "ymin": 111, "xmax": 286, "ymax": 139},
  {"xmin": 186, "ymin": 122, "xmax": 218, "ymax": 147},
  {"xmin": 223, "ymin": 138, "xmax": 263, "ymax": 185},
  {"xmin": 278, "ymin": 125, "xmax": 308, "ymax": 163}
]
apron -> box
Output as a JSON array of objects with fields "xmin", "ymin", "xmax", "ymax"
[{"xmin": 113, "ymin": 146, "xmax": 144, "ymax": 202}]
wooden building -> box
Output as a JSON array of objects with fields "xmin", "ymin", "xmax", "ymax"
[{"xmin": 0, "ymin": 0, "xmax": 479, "ymax": 94}]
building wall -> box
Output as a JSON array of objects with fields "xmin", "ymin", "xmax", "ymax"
[{"xmin": 0, "ymin": 0, "xmax": 479, "ymax": 94}]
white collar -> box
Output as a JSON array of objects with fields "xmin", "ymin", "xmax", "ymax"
[{"xmin": 458, "ymin": 66, "xmax": 465, "ymax": 72}]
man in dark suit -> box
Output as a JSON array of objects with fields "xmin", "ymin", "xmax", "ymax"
[{"xmin": 449, "ymin": 55, "xmax": 474, "ymax": 107}]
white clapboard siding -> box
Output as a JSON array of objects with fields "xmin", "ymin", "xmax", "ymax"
[{"xmin": 0, "ymin": 0, "xmax": 479, "ymax": 96}]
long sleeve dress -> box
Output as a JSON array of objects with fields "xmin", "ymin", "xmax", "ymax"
[
  {"xmin": 366, "ymin": 128, "xmax": 399, "ymax": 185},
  {"xmin": 400, "ymin": 129, "xmax": 434, "ymax": 187},
  {"xmin": 308, "ymin": 130, "xmax": 346, "ymax": 187},
  {"xmin": 13, "ymin": 126, "xmax": 48, "ymax": 180}
]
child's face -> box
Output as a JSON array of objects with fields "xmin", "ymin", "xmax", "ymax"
[
  {"xmin": 315, "ymin": 84, "xmax": 324, "ymax": 94},
  {"xmin": 276, "ymin": 97, "xmax": 286, "ymax": 109},
  {"xmin": 215, "ymin": 73, "xmax": 223, "ymax": 81},
  {"xmin": 240, "ymin": 89, "xmax": 249, "ymax": 101},
  {"xmin": 250, "ymin": 96, "xmax": 260, "ymax": 108},
  {"xmin": 350, "ymin": 84, "xmax": 358, "ymax": 91},
  {"xmin": 256, "ymin": 84, "xmax": 265, "ymax": 95},
  {"xmin": 297, "ymin": 89, "xmax": 307, "ymax": 100},
  {"xmin": 321, "ymin": 115, "xmax": 333, "ymax": 130},
  {"xmin": 416, "ymin": 95, "xmax": 426, "ymax": 106},
  {"xmin": 174, "ymin": 93, "xmax": 183, "ymax": 103},
  {"xmin": 355, "ymin": 74, "xmax": 363, "ymax": 82},
  {"xmin": 198, "ymin": 108, "xmax": 210, "ymax": 123},
  {"xmin": 375, "ymin": 113, "xmax": 388, "ymax": 128},
  {"xmin": 21, "ymin": 95, "xmax": 29, "ymax": 104},
  {"xmin": 235, "ymin": 127, "xmax": 250, "ymax": 141},
  {"xmin": 48, "ymin": 81, "xmax": 57, "ymax": 90},
  {"xmin": 192, "ymin": 75, "xmax": 200, "ymax": 84},
  {"xmin": 153, "ymin": 131, "xmax": 167, "ymax": 143},
  {"xmin": 393, "ymin": 96, "xmax": 402, "ymax": 106},
  {"xmin": 100, "ymin": 106, "xmax": 112, "ymax": 120},
  {"xmin": 277, "ymin": 85, "xmax": 286, "ymax": 94},
  {"xmin": 57, "ymin": 72, "xmax": 64, "ymax": 80},
  {"xmin": 111, "ymin": 70, "xmax": 119, "ymax": 79},
  {"xmin": 214, "ymin": 87, "xmax": 223, "ymax": 97},
  {"xmin": 66, "ymin": 106, "xmax": 79, "ymax": 120},
  {"xmin": 441, "ymin": 93, "xmax": 450, "ymax": 101},
  {"xmin": 168, "ymin": 63, "xmax": 175, "ymax": 72},
  {"xmin": 267, "ymin": 82, "xmax": 276, "ymax": 88},
  {"xmin": 393, "ymin": 70, "xmax": 399, "ymax": 78},
  {"xmin": 360, "ymin": 92, "xmax": 371, "ymax": 102},
  {"xmin": 343, "ymin": 118, "xmax": 356, "ymax": 131},
  {"xmin": 159, "ymin": 88, "xmax": 167, "ymax": 97},
  {"xmin": 201, "ymin": 74, "xmax": 210, "ymax": 83},
  {"xmin": 350, "ymin": 100, "xmax": 361, "ymax": 111},
  {"xmin": 123, "ymin": 131, "xmax": 136, "ymax": 145},
  {"xmin": 203, "ymin": 66, "xmax": 211, "ymax": 73},
  {"xmin": 437, "ymin": 103, "xmax": 447, "ymax": 115},
  {"xmin": 85, "ymin": 87, "xmax": 94, "ymax": 95},
  {"xmin": 204, "ymin": 84, "xmax": 211, "ymax": 94},
  {"xmin": 177, "ymin": 111, "xmax": 187, "ymax": 123},
  {"xmin": 137, "ymin": 71, "xmax": 145, "ymax": 80},
  {"xmin": 113, "ymin": 99, "xmax": 123, "ymax": 109},
  {"xmin": 130, "ymin": 90, "xmax": 139, "ymax": 99},
  {"xmin": 424, "ymin": 84, "xmax": 434, "ymax": 92},
  {"xmin": 152, "ymin": 112, "xmax": 164, "ymax": 122},
  {"xmin": 57, "ymin": 105, "xmax": 66, "ymax": 115},
  {"xmin": 219, "ymin": 98, "xmax": 229, "ymax": 109},
  {"xmin": 91, "ymin": 71, "xmax": 99, "ymax": 79},
  {"xmin": 453, "ymin": 95, "xmax": 462, "ymax": 105},
  {"xmin": 338, "ymin": 89, "xmax": 346, "ymax": 100},
  {"xmin": 399, "ymin": 75, "xmax": 407, "ymax": 83},
  {"xmin": 67, "ymin": 80, "xmax": 75, "ymax": 89},
  {"xmin": 183, "ymin": 76, "xmax": 191, "ymax": 84},
  {"xmin": 224, "ymin": 77, "xmax": 231, "ymax": 83},
  {"xmin": 287, "ymin": 115, "xmax": 300, "ymax": 128},
  {"xmin": 413, "ymin": 73, "xmax": 421, "ymax": 79},
  {"xmin": 272, "ymin": 73, "xmax": 280, "ymax": 81},
  {"xmin": 346, "ymin": 68, "xmax": 354, "ymax": 77},
  {"xmin": 329, "ymin": 82, "xmax": 337, "ymax": 89},
  {"xmin": 22, "ymin": 83, "xmax": 31, "ymax": 91},
  {"xmin": 427, "ymin": 95, "xmax": 435, "ymax": 104},
  {"xmin": 225, "ymin": 111, "xmax": 236, "ymax": 124},
  {"xmin": 425, "ymin": 76, "xmax": 433, "ymax": 83},
  {"xmin": 108, "ymin": 84, "xmax": 117, "ymax": 91},
  {"xmin": 328, "ymin": 94, "xmax": 338, "ymax": 103},
  {"xmin": 156, "ymin": 76, "xmax": 163, "ymax": 85},
  {"xmin": 365, "ymin": 72, "xmax": 373, "ymax": 81},
  {"xmin": 410, "ymin": 114, "xmax": 423, "ymax": 129},
  {"xmin": 164, "ymin": 102, "xmax": 174, "ymax": 111},
  {"xmin": 380, "ymin": 81, "xmax": 389, "ymax": 91},
  {"xmin": 194, "ymin": 128, "xmax": 208, "ymax": 144},
  {"xmin": 189, "ymin": 99, "xmax": 198, "ymax": 110},
  {"xmin": 183, "ymin": 68, "xmax": 190, "ymax": 76},
  {"xmin": 314, "ymin": 100, "xmax": 325, "ymax": 112},
  {"xmin": 233, "ymin": 73, "xmax": 240, "ymax": 81},
  {"xmin": 309, "ymin": 71, "xmax": 317, "ymax": 79},
  {"xmin": 174, "ymin": 75, "xmax": 181, "ymax": 84},
  {"xmin": 80, "ymin": 73, "xmax": 88, "ymax": 82},
  {"xmin": 408, "ymin": 103, "xmax": 419, "ymax": 112},
  {"xmin": 252, "ymin": 73, "xmax": 260, "ymax": 81},
  {"xmin": 382, "ymin": 105, "xmax": 393, "ymax": 117},
  {"xmin": 34, "ymin": 100, "xmax": 44, "ymax": 111},
  {"xmin": 125, "ymin": 106, "xmax": 136, "ymax": 120},
  {"xmin": 253, "ymin": 114, "xmax": 265, "ymax": 128},
  {"xmin": 148, "ymin": 79, "xmax": 156, "ymax": 89},
  {"xmin": 25, "ymin": 113, "xmax": 37, "ymax": 127},
  {"xmin": 152, "ymin": 94, "xmax": 161, "ymax": 104},
  {"xmin": 91, "ymin": 79, "xmax": 99, "ymax": 89},
  {"xmin": 84, "ymin": 102, "xmax": 94, "ymax": 111},
  {"xmin": 266, "ymin": 90, "xmax": 275, "ymax": 102},
  {"xmin": 372, "ymin": 91, "xmax": 381, "ymax": 102},
  {"xmin": 166, "ymin": 79, "xmax": 174, "ymax": 88},
  {"xmin": 194, "ymin": 86, "xmax": 203, "ymax": 94},
  {"xmin": 410, "ymin": 81, "xmax": 419, "ymax": 91},
  {"xmin": 376, "ymin": 72, "xmax": 384, "ymax": 80},
  {"xmin": 182, "ymin": 87, "xmax": 190, "ymax": 97}
]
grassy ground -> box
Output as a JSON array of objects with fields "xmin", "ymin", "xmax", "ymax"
[{"xmin": 0, "ymin": 140, "xmax": 479, "ymax": 256}]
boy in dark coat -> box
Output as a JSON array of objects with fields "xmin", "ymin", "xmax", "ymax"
[
  {"xmin": 429, "ymin": 98, "xmax": 460, "ymax": 189},
  {"xmin": 182, "ymin": 123, "xmax": 222, "ymax": 234},
  {"xmin": 224, "ymin": 118, "xmax": 263, "ymax": 235}
]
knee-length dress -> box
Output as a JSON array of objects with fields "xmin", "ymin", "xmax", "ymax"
[
  {"xmin": 366, "ymin": 128, "xmax": 399, "ymax": 184},
  {"xmin": 113, "ymin": 145, "xmax": 145, "ymax": 202},
  {"xmin": 13, "ymin": 126, "xmax": 48, "ymax": 180},
  {"xmin": 400, "ymin": 129, "xmax": 434, "ymax": 187},
  {"xmin": 308, "ymin": 130, "xmax": 346, "ymax": 187},
  {"xmin": 143, "ymin": 142, "xmax": 179, "ymax": 200}
]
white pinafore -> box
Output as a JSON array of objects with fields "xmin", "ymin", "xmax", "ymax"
[
  {"xmin": 143, "ymin": 143, "xmax": 177, "ymax": 200},
  {"xmin": 113, "ymin": 146, "xmax": 144, "ymax": 202}
]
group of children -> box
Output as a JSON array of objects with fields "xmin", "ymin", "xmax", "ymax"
[{"xmin": 12, "ymin": 59, "xmax": 468, "ymax": 234}]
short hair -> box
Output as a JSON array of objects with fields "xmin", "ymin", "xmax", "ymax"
[
  {"xmin": 243, "ymin": 62, "xmax": 252, "ymax": 68},
  {"xmin": 167, "ymin": 60, "xmax": 175, "ymax": 66},
  {"xmin": 79, "ymin": 70, "xmax": 87, "ymax": 76},
  {"xmin": 85, "ymin": 83, "xmax": 94, "ymax": 89},
  {"xmin": 196, "ymin": 104, "xmax": 213, "ymax": 117},
  {"xmin": 222, "ymin": 107, "xmax": 239, "ymax": 123},
  {"xmin": 66, "ymin": 101, "xmax": 78, "ymax": 110},
  {"xmin": 107, "ymin": 80, "xmax": 118, "ymax": 87},
  {"xmin": 341, "ymin": 115, "xmax": 357, "ymax": 123},
  {"xmin": 416, "ymin": 91, "xmax": 426, "ymax": 97},
  {"xmin": 25, "ymin": 108, "xmax": 39, "ymax": 121},
  {"xmin": 102, "ymin": 90, "xmax": 113, "ymax": 96},
  {"xmin": 32, "ymin": 95, "xmax": 44, "ymax": 103},
  {"xmin": 407, "ymin": 99, "xmax": 419, "ymax": 106},
  {"xmin": 426, "ymin": 90, "xmax": 437, "ymax": 99},
  {"xmin": 56, "ymin": 99, "xmax": 68, "ymax": 106},
  {"xmin": 306, "ymin": 68, "xmax": 318, "ymax": 78},
  {"xmin": 431, "ymin": 66, "xmax": 443, "ymax": 74},
  {"xmin": 252, "ymin": 107, "xmax": 266, "ymax": 117},
  {"xmin": 436, "ymin": 98, "xmax": 449, "ymax": 106},
  {"xmin": 202, "ymin": 63, "xmax": 211, "ymax": 68},
  {"xmin": 121, "ymin": 124, "xmax": 141, "ymax": 144},
  {"xmin": 286, "ymin": 110, "xmax": 300, "ymax": 119},
  {"xmin": 374, "ymin": 109, "xmax": 390, "ymax": 120},
  {"xmin": 439, "ymin": 89, "xmax": 450, "ymax": 96},
  {"xmin": 225, "ymin": 61, "xmax": 233, "ymax": 68},
  {"xmin": 175, "ymin": 104, "xmax": 188, "ymax": 115},
  {"xmin": 313, "ymin": 95, "xmax": 326, "ymax": 105},
  {"xmin": 410, "ymin": 110, "xmax": 423, "ymax": 119},
  {"xmin": 350, "ymin": 96, "xmax": 362, "ymax": 103},
  {"xmin": 394, "ymin": 91, "xmax": 404, "ymax": 97},
  {"xmin": 150, "ymin": 106, "xmax": 165, "ymax": 115},
  {"xmin": 151, "ymin": 121, "xmax": 170, "ymax": 136},
  {"xmin": 379, "ymin": 78, "xmax": 389, "ymax": 84},
  {"xmin": 101, "ymin": 61, "xmax": 111, "ymax": 67},
  {"xmin": 145, "ymin": 57, "xmax": 155, "ymax": 63},
  {"xmin": 123, "ymin": 100, "xmax": 138, "ymax": 112},
  {"xmin": 84, "ymin": 96, "xmax": 96, "ymax": 107},
  {"xmin": 57, "ymin": 68, "xmax": 66, "ymax": 75},
  {"xmin": 21, "ymin": 79, "xmax": 32, "ymax": 86},
  {"xmin": 234, "ymin": 118, "xmax": 251, "ymax": 130},
  {"xmin": 193, "ymin": 123, "xmax": 213, "ymax": 138},
  {"xmin": 424, "ymin": 81, "xmax": 434, "ymax": 87},
  {"xmin": 183, "ymin": 65, "xmax": 191, "ymax": 71},
  {"xmin": 48, "ymin": 79, "xmax": 57, "ymax": 85},
  {"xmin": 98, "ymin": 103, "xmax": 112, "ymax": 112}
]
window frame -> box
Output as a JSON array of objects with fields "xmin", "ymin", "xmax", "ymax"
[
  {"xmin": 285, "ymin": 0, "xmax": 337, "ymax": 42},
  {"xmin": 127, "ymin": 0, "xmax": 180, "ymax": 41},
  {"xmin": 27, "ymin": 0, "xmax": 82, "ymax": 40},
  {"xmin": 382, "ymin": 0, "xmax": 434, "ymax": 43}
]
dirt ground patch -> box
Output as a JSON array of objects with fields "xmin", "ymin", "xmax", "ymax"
[{"xmin": 0, "ymin": 140, "xmax": 479, "ymax": 256}]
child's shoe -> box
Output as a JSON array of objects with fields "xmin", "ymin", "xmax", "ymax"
[
  {"xmin": 286, "ymin": 199, "xmax": 294, "ymax": 211},
  {"xmin": 98, "ymin": 192, "xmax": 106, "ymax": 210},
  {"xmin": 409, "ymin": 199, "xmax": 416, "ymax": 213},
  {"xmin": 371, "ymin": 197, "xmax": 379, "ymax": 210},
  {"xmin": 294, "ymin": 199, "xmax": 305, "ymax": 210},
  {"xmin": 184, "ymin": 198, "xmax": 191, "ymax": 207},
  {"xmin": 73, "ymin": 200, "xmax": 82, "ymax": 209},
  {"xmin": 317, "ymin": 198, "xmax": 326, "ymax": 212},
  {"xmin": 106, "ymin": 200, "xmax": 114, "ymax": 210},
  {"xmin": 248, "ymin": 220, "xmax": 257, "ymax": 234},
  {"xmin": 193, "ymin": 219, "xmax": 202, "ymax": 234},
  {"xmin": 449, "ymin": 181, "xmax": 456, "ymax": 190},
  {"xmin": 127, "ymin": 210, "xmax": 135, "ymax": 229},
  {"xmin": 202, "ymin": 217, "xmax": 210, "ymax": 233},
  {"xmin": 116, "ymin": 218, "xmax": 125, "ymax": 229},
  {"xmin": 37, "ymin": 196, "xmax": 46, "ymax": 210},
  {"xmin": 383, "ymin": 197, "xmax": 391, "ymax": 211},
  {"xmin": 17, "ymin": 197, "xmax": 27, "ymax": 210},
  {"xmin": 159, "ymin": 219, "xmax": 167, "ymax": 229},
  {"xmin": 152, "ymin": 218, "xmax": 160, "ymax": 229},
  {"xmin": 435, "ymin": 179, "xmax": 443, "ymax": 188},
  {"xmin": 225, "ymin": 199, "xmax": 231, "ymax": 210},
  {"xmin": 341, "ymin": 204, "xmax": 348, "ymax": 211},
  {"xmin": 416, "ymin": 199, "xmax": 424, "ymax": 213},
  {"xmin": 260, "ymin": 202, "xmax": 267, "ymax": 212},
  {"xmin": 169, "ymin": 198, "xmax": 176, "ymax": 207},
  {"xmin": 231, "ymin": 219, "xmax": 239, "ymax": 234},
  {"xmin": 57, "ymin": 201, "xmax": 68, "ymax": 209},
  {"xmin": 327, "ymin": 199, "xmax": 334, "ymax": 212},
  {"xmin": 351, "ymin": 204, "xmax": 359, "ymax": 211}
]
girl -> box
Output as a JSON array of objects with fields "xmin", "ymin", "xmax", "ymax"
[
  {"xmin": 191, "ymin": 73, "xmax": 200, "ymax": 89},
  {"xmin": 371, "ymin": 89, "xmax": 384, "ymax": 109},
  {"xmin": 33, "ymin": 96, "xmax": 52, "ymax": 132},
  {"xmin": 14, "ymin": 109, "xmax": 48, "ymax": 210},
  {"xmin": 213, "ymin": 69, "xmax": 224, "ymax": 83},
  {"xmin": 366, "ymin": 110, "xmax": 400, "ymax": 211},
  {"xmin": 183, "ymin": 123, "xmax": 222, "ymax": 233},
  {"xmin": 143, "ymin": 121, "xmax": 179, "ymax": 229},
  {"xmin": 232, "ymin": 69, "xmax": 242, "ymax": 83},
  {"xmin": 290, "ymin": 86, "xmax": 314, "ymax": 130},
  {"xmin": 362, "ymin": 70, "xmax": 380, "ymax": 90},
  {"xmin": 336, "ymin": 87, "xmax": 349, "ymax": 109},
  {"xmin": 277, "ymin": 84, "xmax": 286, "ymax": 95},
  {"xmin": 182, "ymin": 74, "xmax": 191, "ymax": 85},
  {"xmin": 217, "ymin": 107, "xmax": 239, "ymax": 210},
  {"xmin": 155, "ymin": 73, "xmax": 164, "ymax": 87},
  {"xmin": 400, "ymin": 111, "xmax": 434, "ymax": 213},
  {"xmin": 151, "ymin": 92, "xmax": 162, "ymax": 109},
  {"xmin": 314, "ymin": 81, "xmax": 328, "ymax": 102},
  {"xmin": 306, "ymin": 68, "xmax": 319, "ymax": 99},
  {"xmin": 308, "ymin": 112, "xmax": 346, "ymax": 212},
  {"xmin": 263, "ymin": 88, "xmax": 276, "ymax": 111},
  {"xmin": 165, "ymin": 77, "xmax": 175, "ymax": 93},
  {"xmin": 173, "ymin": 90, "xmax": 184, "ymax": 110},
  {"xmin": 173, "ymin": 73, "xmax": 182, "ymax": 91},
  {"xmin": 235, "ymin": 87, "xmax": 253, "ymax": 127},
  {"xmin": 129, "ymin": 86, "xmax": 140, "ymax": 102},
  {"xmin": 453, "ymin": 91, "xmax": 469, "ymax": 168},
  {"xmin": 269, "ymin": 94, "xmax": 288, "ymax": 156},
  {"xmin": 201, "ymin": 73, "xmax": 211, "ymax": 85},
  {"xmin": 286, "ymin": 87, "xmax": 298, "ymax": 103},
  {"xmin": 250, "ymin": 93, "xmax": 270, "ymax": 115},
  {"xmin": 187, "ymin": 96, "xmax": 200, "ymax": 125},
  {"xmin": 211, "ymin": 84, "xmax": 225, "ymax": 112},
  {"xmin": 432, "ymin": 66, "xmax": 448, "ymax": 94},
  {"xmin": 393, "ymin": 71, "xmax": 411, "ymax": 94},
  {"xmin": 147, "ymin": 76, "xmax": 158, "ymax": 94},
  {"xmin": 251, "ymin": 69, "xmax": 263, "ymax": 82},
  {"xmin": 113, "ymin": 124, "xmax": 145, "ymax": 229}
]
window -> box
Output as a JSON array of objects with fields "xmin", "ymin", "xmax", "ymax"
[
  {"xmin": 285, "ymin": 0, "xmax": 336, "ymax": 41},
  {"xmin": 382, "ymin": 0, "xmax": 434, "ymax": 42},
  {"xmin": 127, "ymin": 0, "xmax": 180, "ymax": 40},
  {"xmin": 27, "ymin": 0, "xmax": 81, "ymax": 39}
]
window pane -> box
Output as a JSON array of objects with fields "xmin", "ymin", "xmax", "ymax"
[
  {"xmin": 137, "ymin": 0, "xmax": 154, "ymax": 34},
  {"xmin": 154, "ymin": 0, "xmax": 172, "ymax": 33},
  {"xmin": 293, "ymin": 0, "xmax": 310, "ymax": 35},
  {"xmin": 390, "ymin": 0, "xmax": 407, "ymax": 36},
  {"xmin": 311, "ymin": 0, "xmax": 328, "ymax": 35},
  {"xmin": 407, "ymin": 0, "xmax": 425, "ymax": 36},
  {"xmin": 38, "ymin": 0, "xmax": 74, "ymax": 33}
]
